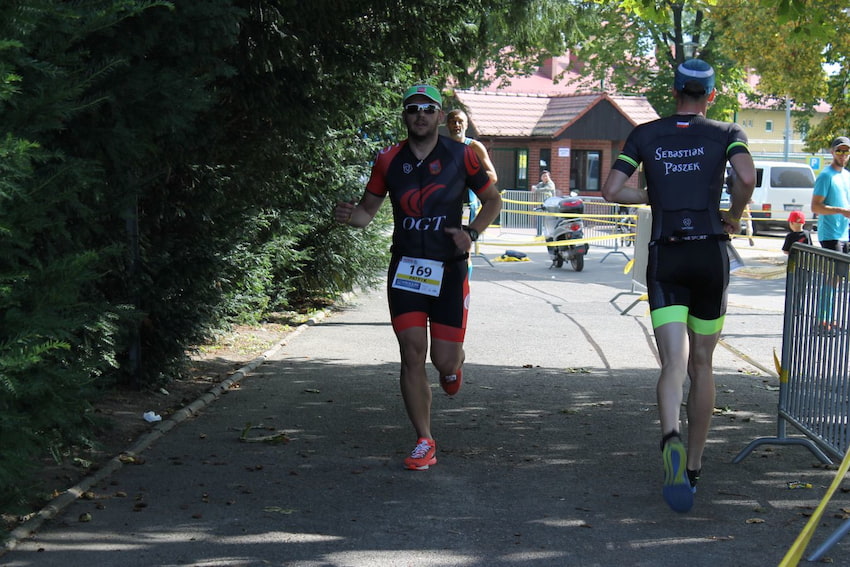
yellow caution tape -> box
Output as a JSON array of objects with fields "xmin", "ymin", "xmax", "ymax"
[
  {"xmin": 773, "ymin": 348, "xmax": 785, "ymax": 381},
  {"xmin": 478, "ymin": 233, "xmax": 630, "ymax": 248},
  {"xmin": 778, "ymin": 448, "xmax": 850, "ymax": 566}
]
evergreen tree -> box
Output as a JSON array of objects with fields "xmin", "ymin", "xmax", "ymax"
[{"xmin": 0, "ymin": 0, "xmax": 584, "ymax": 510}]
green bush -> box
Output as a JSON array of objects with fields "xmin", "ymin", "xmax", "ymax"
[{"xmin": 0, "ymin": 0, "xmax": 578, "ymax": 512}]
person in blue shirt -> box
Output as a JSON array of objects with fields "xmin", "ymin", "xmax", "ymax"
[
  {"xmin": 810, "ymin": 136, "xmax": 850, "ymax": 334},
  {"xmin": 811, "ymin": 136, "xmax": 850, "ymax": 253}
]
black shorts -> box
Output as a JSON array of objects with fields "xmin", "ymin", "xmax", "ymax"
[
  {"xmin": 646, "ymin": 240, "xmax": 729, "ymax": 332},
  {"xmin": 819, "ymin": 240, "xmax": 850, "ymax": 253},
  {"xmin": 387, "ymin": 256, "xmax": 469, "ymax": 342}
]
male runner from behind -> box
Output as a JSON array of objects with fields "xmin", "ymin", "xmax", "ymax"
[
  {"xmin": 334, "ymin": 85, "xmax": 502, "ymax": 470},
  {"xmin": 601, "ymin": 59, "xmax": 755, "ymax": 513}
]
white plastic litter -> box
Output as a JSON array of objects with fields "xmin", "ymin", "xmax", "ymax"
[{"xmin": 143, "ymin": 411, "xmax": 162, "ymax": 423}]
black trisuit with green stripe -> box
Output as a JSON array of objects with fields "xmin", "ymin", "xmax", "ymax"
[{"xmin": 611, "ymin": 113, "xmax": 751, "ymax": 334}]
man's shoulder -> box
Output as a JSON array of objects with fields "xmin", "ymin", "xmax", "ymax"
[
  {"xmin": 817, "ymin": 166, "xmax": 840, "ymax": 180},
  {"xmin": 466, "ymin": 138, "xmax": 491, "ymax": 159},
  {"xmin": 438, "ymin": 134, "xmax": 478, "ymax": 157},
  {"xmin": 375, "ymin": 141, "xmax": 406, "ymax": 160}
]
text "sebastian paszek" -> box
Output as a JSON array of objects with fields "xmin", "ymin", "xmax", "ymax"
[{"xmin": 656, "ymin": 146, "xmax": 705, "ymax": 175}]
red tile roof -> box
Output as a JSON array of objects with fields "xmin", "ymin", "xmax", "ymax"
[{"xmin": 453, "ymin": 90, "xmax": 659, "ymax": 138}]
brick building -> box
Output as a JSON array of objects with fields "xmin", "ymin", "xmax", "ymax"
[{"xmin": 451, "ymin": 90, "xmax": 658, "ymax": 196}]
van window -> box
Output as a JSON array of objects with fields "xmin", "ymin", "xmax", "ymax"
[{"xmin": 770, "ymin": 167, "xmax": 815, "ymax": 188}]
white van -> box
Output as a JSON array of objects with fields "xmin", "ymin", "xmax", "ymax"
[{"xmin": 728, "ymin": 161, "xmax": 816, "ymax": 234}]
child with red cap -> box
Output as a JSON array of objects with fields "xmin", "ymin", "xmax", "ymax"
[{"xmin": 782, "ymin": 210, "xmax": 812, "ymax": 255}]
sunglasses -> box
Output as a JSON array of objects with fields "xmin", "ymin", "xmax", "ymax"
[
  {"xmin": 835, "ymin": 149, "xmax": 850, "ymax": 155},
  {"xmin": 404, "ymin": 103, "xmax": 440, "ymax": 115}
]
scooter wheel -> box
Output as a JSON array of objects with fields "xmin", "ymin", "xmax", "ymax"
[{"xmin": 570, "ymin": 254, "xmax": 584, "ymax": 272}]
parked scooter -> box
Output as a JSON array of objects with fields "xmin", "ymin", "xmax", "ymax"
[{"xmin": 538, "ymin": 193, "xmax": 589, "ymax": 271}]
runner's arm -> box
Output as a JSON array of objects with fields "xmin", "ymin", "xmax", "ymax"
[
  {"xmin": 812, "ymin": 194, "xmax": 850, "ymax": 219},
  {"xmin": 469, "ymin": 184, "xmax": 502, "ymax": 235},
  {"xmin": 726, "ymin": 152, "xmax": 756, "ymax": 220},
  {"xmin": 447, "ymin": 184, "xmax": 502, "ymax": 250},
  {"xmin": 601, "ymin": 170, "xmax": 647, "ymax": 205},
  {"xmin": 335, "ymin": 191, "xmax": 384, "ymax": 227},
  {"xmin": 470, "ymin": 140, "xmax": 498, "ymax": 186}
]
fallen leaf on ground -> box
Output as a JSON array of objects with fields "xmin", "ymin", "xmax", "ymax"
[{"xmin": 264, "ymin": 506, "xmax": 297, "ymax": 514}]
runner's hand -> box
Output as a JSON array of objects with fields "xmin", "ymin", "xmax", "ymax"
[
  {"xmin": 721, "ymin": 212, "xmax": 740, "ymax": 235},
  {"xmin": 335, "ymin": 201, "xmax": 355, "ymax": 225},
  {"xmin": 445, "ymin": 227, "xmax": 472, "ymax": 250}
]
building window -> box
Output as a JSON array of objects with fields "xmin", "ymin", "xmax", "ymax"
[
  {"xmin": 765, "ymin": 120, "xmax": 773, "ymax": 133},
  {"xmin": 571, "ymin": 150, "xmax": 601, "ymax": 193},
  {"xmin": 539, "ymin": 149, "xmax": 551, "ymax": 171},
  {"xmin": 518, "ymin": 149, "xmax": 528, "ymax": 182}
]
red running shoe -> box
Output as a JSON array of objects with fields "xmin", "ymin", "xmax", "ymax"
[
  {"xmin": 440, "ymin": 368, "xmax": 463, "ymax": 396},
  {"xmin": 404, "ymin": 437, "xmax": 437, "ymax": 470}
]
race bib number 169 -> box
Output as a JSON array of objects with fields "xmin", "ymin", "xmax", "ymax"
[{"xmin": 391, "ymin": 256, "xmax": 444, "ymax": 297}]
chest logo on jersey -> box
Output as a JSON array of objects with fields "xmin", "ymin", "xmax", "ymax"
[
  {"xmin": 401, "ymin": 216, "xmax": 448, "ymax": 231},
  {"xmin": 402, "ymin": 159, "xmax": 442, "ymax": 176},
  {"xmin": 399, "ymin": 183, "xmax": 448, "ymax": 231},
  {"xmin": 400, "ymin": 183, "xmax": 443, "ymax": 217}
]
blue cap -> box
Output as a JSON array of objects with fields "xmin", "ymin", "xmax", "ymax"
[{"xmin": 674, "ymin": 59, "xmax": 715, "ymax": 95}]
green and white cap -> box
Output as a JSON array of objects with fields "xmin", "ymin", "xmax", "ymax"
[{"xmin": 402, "ymin": 84, "xmax": 442, "ymax": 107}]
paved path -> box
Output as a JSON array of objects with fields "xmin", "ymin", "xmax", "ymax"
[{"xmin": 3, "ymin": 234, "xmax": 849, "ymax": 567}]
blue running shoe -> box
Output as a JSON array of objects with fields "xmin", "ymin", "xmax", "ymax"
[{"xmin": 662, "ymin": 439, "xmax": 694, "ymax": 513}]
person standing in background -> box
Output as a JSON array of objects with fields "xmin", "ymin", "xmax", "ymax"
[
  {"xmin": 781, "ymin": 210, "xmax": 811, "ymax": 255},
  {"xmin": 601, "ymin": 59, "xmax": 755, "ymax": 513},
  {"xmin": 535, "ymin": 170, "xmax": 556, "ymax": 198},
  {"xmin": 811, "ymin": 136, "xmax": 850, "ymax": 253},
  {"xmin": 334, "ymin": 85, "xmax": 502, "ymax": 471},
  {"xmin": 810, "ymin": 136, "xmax": 850, "ymax": 334},
  {"xmin": 534, "ymin": 170, "xmax": 556, "ymax": 235}
]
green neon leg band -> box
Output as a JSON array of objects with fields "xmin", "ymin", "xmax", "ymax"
[
  {"xmin": 687, "ymin": 314, "xmax": 725, "ymax": 335},
  {"xmin": 651, "ymin": 306, "xmax": 725, "ymax": 336},
  {"xmin": 650, "ymin": 305, "xmax": 688, "ymax": 329}
]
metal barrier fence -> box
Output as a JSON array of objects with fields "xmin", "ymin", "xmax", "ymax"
[
  {"xmin": 498, "ymin": 190, "xmax": 636, "ymax": 258},
  {"xmin": 498, "ymin": 189, "xmax": 551, "ymax": 231},
  {"xmin": 734, "ymin": 243, "xmax": 850, "ymax": 561},
  {"xmin": 582, "ymin": 196, "xmax": 635, "ymax": 256},
  {"xmin": 735, "ymin": 243, "xmax": 850, "ymax": 465}
]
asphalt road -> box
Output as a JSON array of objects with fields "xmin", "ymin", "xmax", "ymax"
[{"xmin": 3, "ymin": 233, "xmax": 848, "ymax": 567}]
